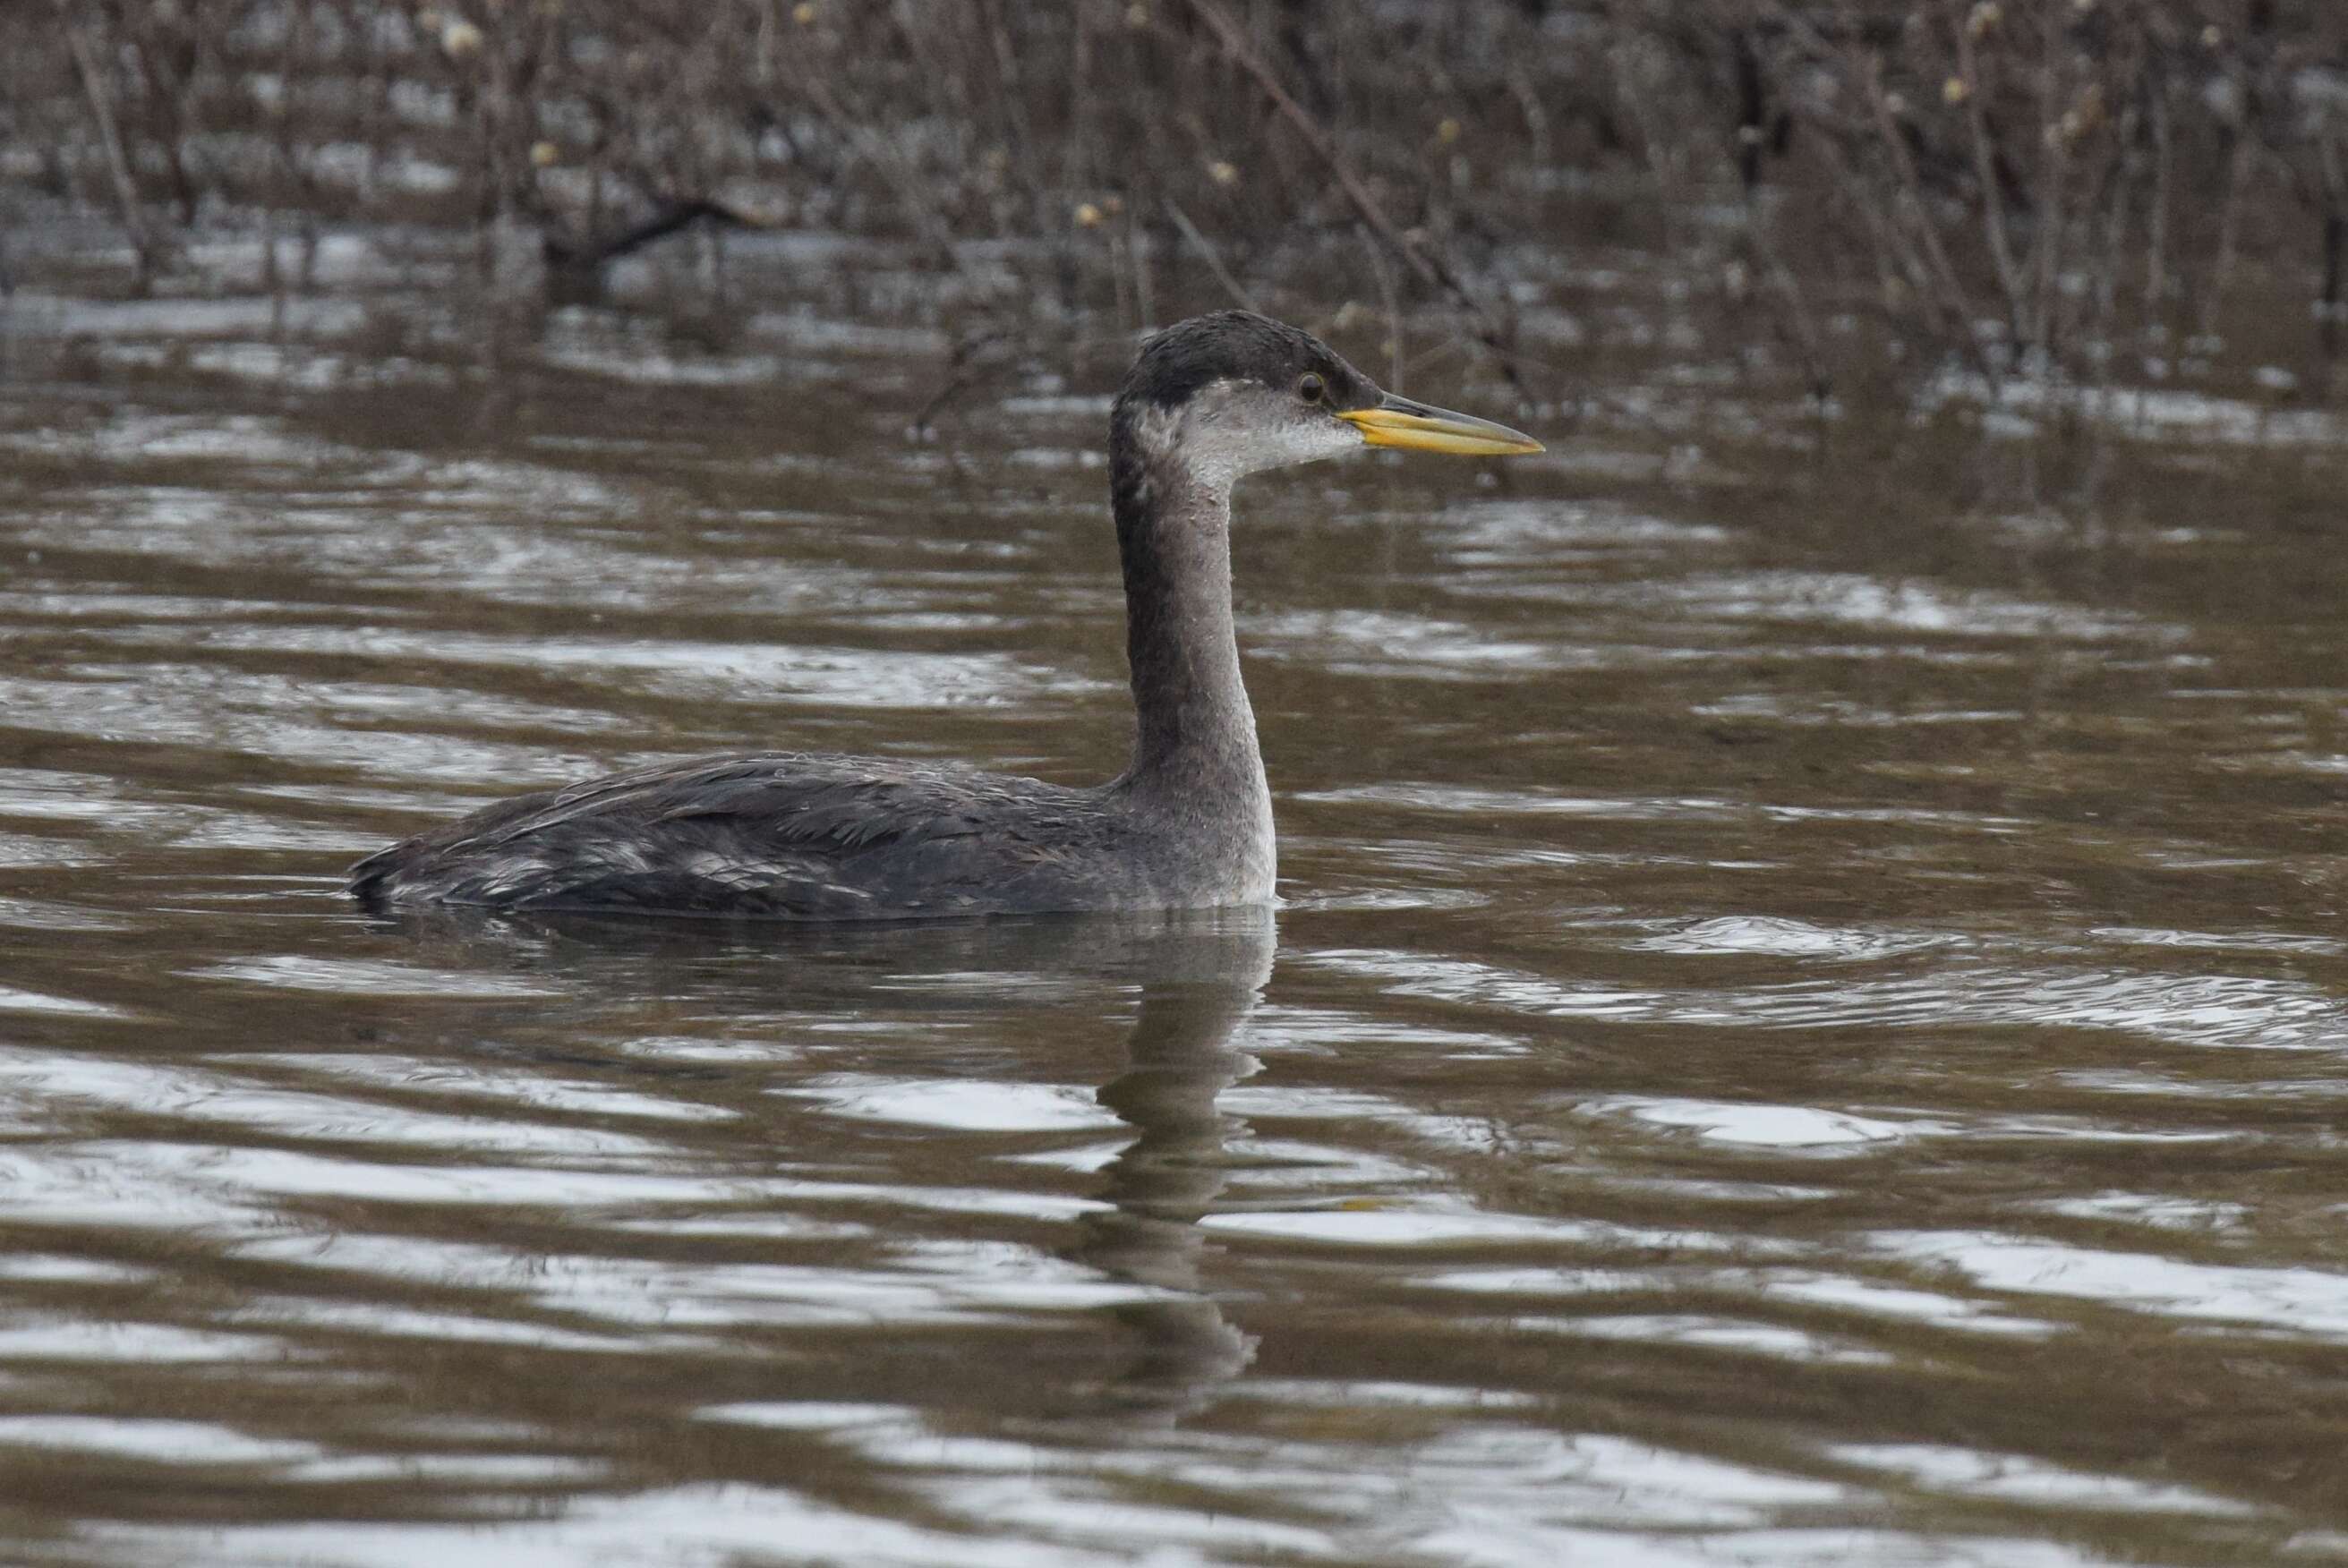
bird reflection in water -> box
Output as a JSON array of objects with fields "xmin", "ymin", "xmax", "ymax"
[
  {"xmin": 1067, "ymin": 915, "xmax": 1272, "ymax": 1421},
  {"xmin": 362, "ymin": 905, "xmax": 1276, "ymax": 1424}
]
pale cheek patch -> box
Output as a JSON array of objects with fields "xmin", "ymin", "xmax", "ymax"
[
  {"xmin": 1270, "ymin": 418, "xmax": 1362, "ymax": 467},
  {"xmin": 1147, "ymin": 381, "xmax": 1358, "ymax": 490}
]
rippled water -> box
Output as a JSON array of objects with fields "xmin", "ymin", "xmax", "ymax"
[{"xmin": 4, "ymin": 260, "xmax": 2348, "ymax": 1566}]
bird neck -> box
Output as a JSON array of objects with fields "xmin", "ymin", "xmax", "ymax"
[{"xmin": 1109, "ymin": 414, "xmax": 1267, "ymax": 805}]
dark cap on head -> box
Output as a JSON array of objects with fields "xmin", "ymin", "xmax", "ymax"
[{"xmin": 1117, "ymin": 311, "xmax": 1379, "ymax": 414}]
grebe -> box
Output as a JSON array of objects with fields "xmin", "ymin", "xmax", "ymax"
[{"xmin": 349, "ymin": 311, "xmax": 1540, "ymax": 918}]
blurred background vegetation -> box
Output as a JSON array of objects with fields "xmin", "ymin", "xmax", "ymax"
[{"xmin": 6, "ymin": 0, "xmax": 2348, "ymax": 414}]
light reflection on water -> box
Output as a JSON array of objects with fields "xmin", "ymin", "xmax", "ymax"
[{"xmin": 1, "ymin": 284, "xmax": 2346, "ymax": 1567}]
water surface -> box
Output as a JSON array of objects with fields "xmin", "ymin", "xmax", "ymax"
[{"xmin": 3, "ymin": 265, "xmax": 2347, "ymax": 1565}]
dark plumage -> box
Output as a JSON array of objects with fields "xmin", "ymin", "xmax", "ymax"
[
  {"xmin": 350, "ymin": 311, "xmax": 1539, "ymax": 920},
  {"xmin": 348, "ymin": 753, "xmax": 1148, "ymax": 917},
  {"xmin": 1113, "ymin": 311, "xmax": 1379, "ymax": 422}
]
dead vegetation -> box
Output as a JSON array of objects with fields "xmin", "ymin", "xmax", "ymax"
[
  {"xmin": 1621, "ymin": 1, "xmax": 2348, "ymax": 398},
  {"xmin": 5, "ymin": 1, "xmax": 2348, "ymax": 403}
]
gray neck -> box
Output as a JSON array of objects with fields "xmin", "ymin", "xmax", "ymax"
[{"xmin": 1109, "ymin": 421, "xmax": 1271, "ymax": 837}]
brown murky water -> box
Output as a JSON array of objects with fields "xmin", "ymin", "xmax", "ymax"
[{"xmin": 3, "ymin": 240, "xmax": 2348, "ymax": 1566}]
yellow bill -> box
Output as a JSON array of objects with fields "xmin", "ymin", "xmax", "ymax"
[{"xmin": 1339, "ymin": 395, "xmax": 1543, "ymax": 456}]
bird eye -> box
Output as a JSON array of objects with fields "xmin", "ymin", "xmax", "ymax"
[{"xmin": 1297, "ymin": 372, "xmax": 1326, "ymax": 404}]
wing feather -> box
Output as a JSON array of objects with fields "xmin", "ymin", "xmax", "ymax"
[{"xmin": 348, "ymin": 752, "xmax": 1119, "ymax": 917}]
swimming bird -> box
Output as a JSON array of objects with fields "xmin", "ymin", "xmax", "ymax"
[{"xmin": 348, "ymin": 311, "xmax": 1541, "ymax": 918}]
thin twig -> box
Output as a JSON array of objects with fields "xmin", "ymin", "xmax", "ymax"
[
  {"xmin": 1864, "ymin": 57, "xmax": 2002, "ymax": 390},
  {"xmin": 1746, "ymin": 207, "xmax": 1831, "ymax": 402},
  {"xmin": 1956, "ymin": 21, "xmax": 2027, "ymax": 348},
  {"xmin": 2145, "ymin": 83, "xmax": 2171, "ymax": 340},
  {"xmin": 1163, "ymin": 200, "xmax": 1256, "ymax": 313},
  {"xmin": 769, "ymin": 44, "xmax": 961, "ymax": 271},
  {"xmin": 1183, "ymin": 0, "xmax": 1531, "ymax": 405},
  {"xmin": 2321, "ymin": 169, "xmax": 2346, "ymax": 362},
  {"xmin": 1359, "ymin": 222, "xmax": 1404, "ymax": 391},
  {"xmin": 2199, "ymin": 124, "xmax": 2252, "ymax": 338},
  {"xmin": 909, "ymin": 334, "xmax": 1002, "ymax": 436},
  {"xmin": 2026, "ymin": 7, "xmax": 2067, "ymax": 359},
  {"xmin": 60, "ymin": 10, "xmax": 159, "ymax": 292}
]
